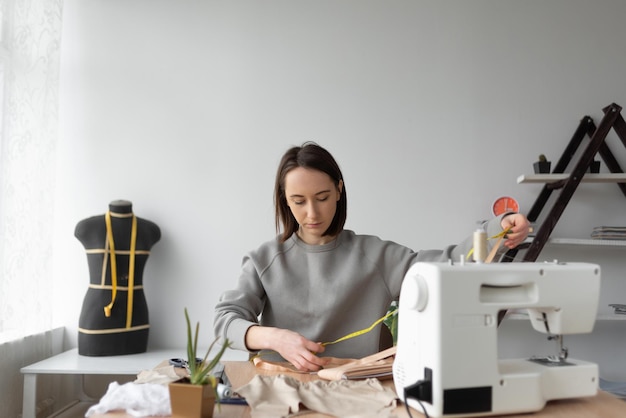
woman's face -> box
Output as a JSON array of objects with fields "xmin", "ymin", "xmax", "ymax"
[{"xmin": 284, "ymin": 167, "xmax": 343, "ymax": 245}]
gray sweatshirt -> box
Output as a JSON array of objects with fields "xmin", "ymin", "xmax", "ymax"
[{"xmin": 214, "ymin": 216, "xmax": 507, "ymax": 360}]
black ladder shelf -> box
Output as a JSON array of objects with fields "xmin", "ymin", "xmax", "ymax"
[{"xmin": 505, "ymin": 102, "xmax": 626, "ymax": 262}]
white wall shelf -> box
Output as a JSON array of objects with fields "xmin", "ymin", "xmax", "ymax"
[
  {"xmin": 518, "ymin": 173, "xmax": 626, "ymax": 184},
  {"xmin": 543, "ymin": 238, "xmax": 626, "ymax": 247},
  {"xmin": 519, "ymin": 237, "xmax": 626, "ymax": 247}
]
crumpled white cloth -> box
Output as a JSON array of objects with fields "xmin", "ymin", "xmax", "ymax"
[
  {"xmin": 237, "ymin": 374, "xmax": 398, "ymax": 418},
  {"xmin": 84, "ymin": 381, "xmax": 171, "ymax": 417},
  {"xmin": 85, "ymin": 366, "xmax": 182, "ymax": 417}
]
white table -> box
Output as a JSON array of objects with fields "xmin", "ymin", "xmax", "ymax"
[{"xmin": 20, "ymin": 348, "xmax": 247, "ymax": 418}]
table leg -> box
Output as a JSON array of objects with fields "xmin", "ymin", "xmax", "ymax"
[
  {"xmin": 76, "ymin": 374, "xmax": 98, "ymax": 402},
  {"xmin": 22, "ymin": 373, "xmax": 37, "ymax": 418}
]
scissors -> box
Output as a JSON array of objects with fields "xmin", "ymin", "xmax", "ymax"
[{"xmin": 168, "ymin": 357, "xmax": 203, "ymax": 371}]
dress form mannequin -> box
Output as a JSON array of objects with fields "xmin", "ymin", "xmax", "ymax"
[{"xmin": 75, "ymin": 200, "xmax": 161, "ymax": 356}]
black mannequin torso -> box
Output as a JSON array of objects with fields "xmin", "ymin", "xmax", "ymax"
[
  {"xmin": 75, "ymin": 200, "xmax": 161, "ymax": 356},
  {"xmin": 75, "ymin": 201, "xmax": 161, "ymax": 286}
]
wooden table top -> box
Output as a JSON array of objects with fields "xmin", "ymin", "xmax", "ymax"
[{"xmin": 89, "ymin": 360, "xmax": 626, "ymax": 418}]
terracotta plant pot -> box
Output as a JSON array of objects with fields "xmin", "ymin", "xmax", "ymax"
[{"xmin": 169, "ymin": 380, "xmax": 216, "ymax": 418}]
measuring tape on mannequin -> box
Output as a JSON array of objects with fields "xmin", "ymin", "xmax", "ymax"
[{"xmin": 103, "ymin": 211, "xmax": 138, "ymax": 329}]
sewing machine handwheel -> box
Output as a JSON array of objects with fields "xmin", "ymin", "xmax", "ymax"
[{"xmin": 403, "ymin": 274, "xmax": 428, "ymax": 312}]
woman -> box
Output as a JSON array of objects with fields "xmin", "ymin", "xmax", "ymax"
[{"xmin": 214, "ymin": 142, "xmax": 530, "ymax": 371}]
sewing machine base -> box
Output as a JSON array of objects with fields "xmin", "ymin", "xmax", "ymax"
[{"xmin": 403, "ymin": 357, "xmax": 598, "ymax": 417}]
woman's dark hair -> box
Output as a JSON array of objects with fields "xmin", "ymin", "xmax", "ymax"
[{"xmin": 274, "ymin": 142, "xmax": 347, "ymax": 243}]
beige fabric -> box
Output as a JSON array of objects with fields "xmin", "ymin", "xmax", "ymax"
[
  {"xmin": 237, "ymin": 374, "xmax": 397, "ymax": 418},
  {"xmin": 253, "ymin": 346, "xmax": 397, "ymax": 381},
  {"xmin": 317, "ymin": 346, "xmax": 396, "ymax": 381},
  {"xmin": 134, "ymin": 365, "xmax": 183, "ymax": 385}
]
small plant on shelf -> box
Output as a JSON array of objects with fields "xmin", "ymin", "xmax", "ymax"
[{"xmin": 533, "ymin": 154, "xmax": 551, "ymax": 174}]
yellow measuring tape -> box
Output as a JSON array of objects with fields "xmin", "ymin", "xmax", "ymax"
[
  {"xmin": 103, "ymin": 211, "xmax": 137, "ymax": 329},
  {"xmin": 321, "ymin": 308, "xmax": 398, "ymax": 346}
]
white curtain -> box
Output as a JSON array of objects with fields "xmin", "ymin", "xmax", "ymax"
[{"xmin": 0, "ymin": 0, "xmax": 63, "ymax": 342}]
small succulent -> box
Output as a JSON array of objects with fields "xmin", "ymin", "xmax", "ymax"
[
  {"xmin": 538, "ymin": 154, "xmax": 548, "ymax": 162},
  {"xmin": 184, "ymin": 308, "xmax": 230, "ymax": 387}
]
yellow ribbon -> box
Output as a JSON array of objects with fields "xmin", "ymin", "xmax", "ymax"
[{"xmin": 103, "ymin": 211, "xmax": 137, "ymax": 329}]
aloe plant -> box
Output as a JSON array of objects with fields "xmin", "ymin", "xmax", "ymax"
[{"xmin": 184, "ymin": 308, "xmax": 230, "ymax": 386}]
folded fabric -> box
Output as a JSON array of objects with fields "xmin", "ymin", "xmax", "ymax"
[
  {"xmin": 237, "ymin": 374, "xmax": 397, "ymax": 418},
  {"xmin": 317, "ymin": 346, "xmax": 396, "ymax": 380},
  {"xmin": 84, "ymin": 381, "xmax": 171, "ymax": 417},
  {"xmin": 134, "ymin": 365, "xmax": 183, "ymax": 385},
  {"xmin": 253, "ymin": 346, "xmax": 397, "ymax": 380}
]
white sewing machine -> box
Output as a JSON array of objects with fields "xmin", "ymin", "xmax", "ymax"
[{"xmin": 393, "ymin": 261, "xmax": 600, "ymax": 417}]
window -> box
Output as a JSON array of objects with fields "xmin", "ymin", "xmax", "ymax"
[{"xmin": 0, "ymin": 0, "xmax": 63, "ymax": 342}]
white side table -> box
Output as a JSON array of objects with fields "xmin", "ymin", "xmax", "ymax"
[{"xmin": 21, "ymin": 348, "xmax": 246, "ymax": 418}]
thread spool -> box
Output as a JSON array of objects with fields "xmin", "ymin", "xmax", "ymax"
[{"xmin": 473, "ymin": 228, "xmax": 487, "ymax": 263}]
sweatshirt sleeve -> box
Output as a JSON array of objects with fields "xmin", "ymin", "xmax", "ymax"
[
  {"xmin": 388, "ymin": 214, "xmax": 511, "ymax": 298},
  {"xmin": 213, "ymin": 252, "xmax": 265, "ymax": 352}
]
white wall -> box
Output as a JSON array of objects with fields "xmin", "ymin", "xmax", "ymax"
[{"xmin": 54, "ymin": 0, "xmax": 626, "ymax": 377}]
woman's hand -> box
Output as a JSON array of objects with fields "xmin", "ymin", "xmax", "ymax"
[
  {"xmin": 245, "ymin": 326, "xmax": 329, "ymax": 372},
  {"xmin": 501, "ymin": 213, "xmax": 531, "ymax": 249}
]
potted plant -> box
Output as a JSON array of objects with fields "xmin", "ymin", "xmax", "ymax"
[
  {"xmin": 533, "ymin": 154, "xmax": 551, "ymax": 174},
  {"xmin": 589, "ymin": 159, "xmax": 601, "ymax": 173},
  {"xmin": 168, "ymin": 308, "xmax": 230, "ymax": 418}
]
